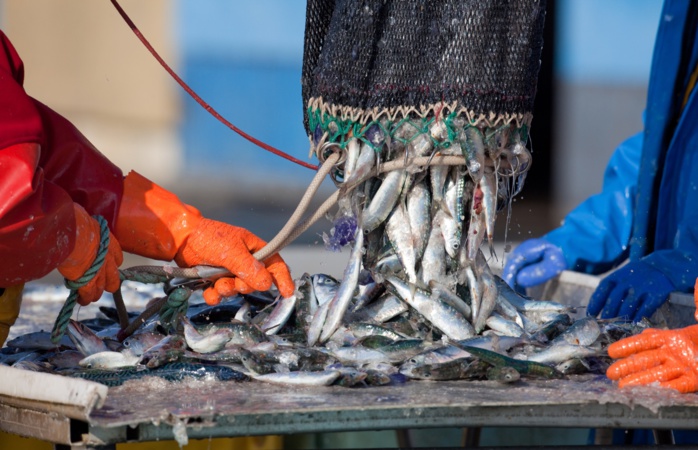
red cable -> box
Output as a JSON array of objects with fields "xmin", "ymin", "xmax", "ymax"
[{"xmin": 109, "ymin": 0, "xmax": 318, "ymax": 171}]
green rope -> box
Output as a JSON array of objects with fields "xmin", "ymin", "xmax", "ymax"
[
  {"xmin": 158, "ymin": 286, "xmax": 192, "ymax": 329},
  {"xmin": 50, "ymin": 215, "xmax": 110, "ymax": 344}
]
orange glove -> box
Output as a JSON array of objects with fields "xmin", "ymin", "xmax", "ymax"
[
  {"xmin": 57, "ymin": 204, "xmax": 123, "ymax": 305},
  {"xmin": 115, "ymin": 171, "xmax": 294, "ymax": 305},
  {"xmin": 606, "ymin": 279, "xmax": 698, "ymax": 393}
]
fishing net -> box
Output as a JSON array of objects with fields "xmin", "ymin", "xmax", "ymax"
[{"xmin": 302, "ymin": 0, "xmax": 547, "ymax": 338}]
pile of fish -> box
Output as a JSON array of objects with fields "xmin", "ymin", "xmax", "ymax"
[
  {"xmin": 1, "ymin": 119, "xmax": 646, "ymax": 387},
  {"xmin": 1, "ymin": 272, "xmax": 646, "ymax": 388},
  {"xmin": 317, "ymin": 118, "xmax": 531, "ymax": 339}
]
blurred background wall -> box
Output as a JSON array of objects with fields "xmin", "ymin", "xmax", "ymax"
[{"xmin": 0, "ymin": 0, "xmax": 664, "ymax": 244}]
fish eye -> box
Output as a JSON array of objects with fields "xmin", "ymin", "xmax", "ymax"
[
  {"xmin": 86, "ymin": 363, "xmax": 92, "ymax": 369},
  {"xmin": 123, "ymin": 341, "xmax": 130, "ymax": 347},
  {"xmin": 452, "ymin": 242, "xmax": 460, "ymax": 250}
]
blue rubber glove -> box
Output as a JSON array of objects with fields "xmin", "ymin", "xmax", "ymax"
[
  {"xmin": 587, "ymin": 260, "xmax": 675, "ymax": 321},
  {"xmin": 503, "ymin": 238, "xmax": 567, "ymax": 290}
]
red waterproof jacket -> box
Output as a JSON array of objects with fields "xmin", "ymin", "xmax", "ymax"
[{"xmin": 0, "ymin": 30, "xmax": 123, "ymax": 285}]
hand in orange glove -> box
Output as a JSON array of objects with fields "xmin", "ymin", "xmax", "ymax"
[
  {"xmin": 606, "ymin": 279, "xmax": 698, "ymax": 393},
  {"xmin": 57, "ymin": 204, "xmax": 124, "ymax": 305},
  {"xmin": 115, "ymin": 171, "xmax": 294, "ymax": 305}
]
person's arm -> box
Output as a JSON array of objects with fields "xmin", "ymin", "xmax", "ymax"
[
  {"xmin": 544, "ymin": 132, "xmax": 642, "ymax": 274},
  {"xmin": 504, "ymin": 132, "xmax": 643, "ymax": 289}
]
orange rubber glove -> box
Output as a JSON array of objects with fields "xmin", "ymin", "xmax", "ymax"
[
  {"xmin": 115, "ymin": 171, "xmax": 294, "ymax": 305},
  {"xmin": 57, "ymin": 204, "xmax": 124, "ymax": 305},
  {"xmin": 606, "ymin": 279, "xmax": 698, "ymax": 393}
]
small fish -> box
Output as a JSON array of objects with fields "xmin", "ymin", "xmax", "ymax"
[
  {"xmin": 295, "ymin": 273, "xmax": 316, "ymax": 332},
  {"xmin": 233, "ymin": 301, "xmax": 253, "ymax": 323},
  {"xmin": 251, "ymin": 370, "xmax": 341, "ymax": 386},
  {"xmin": 401, "ymin": 357, "xmax": 481, "ymax": 381},
  {"xmin": 480, "ymin": 170, "xmax": 498, "ymax": 256},
  {"xmin": 526, "ymin": 343, "xmax": 602, "ymax": 365},
  {"xmin": 347, "ymin": 323, "xmax": 406, "ymax": 341},
  {"xmin": 260, "ymin": 294, "xmax": 298, "ymax": 335},
  {"xmin": 406, "ymin": 179, "xmax": 431, "ymax": 261},
  {"xmin": 139, "ymin": 335, "xmax": 186, "ymax": 369},
  {"xmin": 342, "ymin": 138, "xmax": 361, "ymax": 183},
  {"xmin": 320, "ymin": 228, "xmax": 364, "ymax": 343},
  {"xmin": 71, "ymin": 362, "xmax": 247, "ymax": 387},
  {"xmin": 363, "ymin": 169, "xmax": 407, "ymax": 233},
  {"xmin": 329, "ymin": 346, "xmax": 389, "ymax": 366},
  {"xmin": 419, "ymin": 221, "xmax": 447, "ymax": 286},
  {"xmin": 67, "ymin": 320, "xmax": 109, "ymax": 356},
  {"xmin": 493, "ymin": 276, "xmax": 570, "ymax": 313},
  {"xmin": 459, "ymin": 345, "xmax": 562, "ymax": 379},
  {"xmin": 311, "ymin": 274, "xmax": 340, "ymax": 306},
  {"xmin": 385, "ymin": 275, "xmax": 474, "ymax": 340},
  {"xmin": 7, "ymin": 331, "xmax": 73, "ymax": 351},
  {"xmin": 181, "ymin": 316, "xmax": 232, "ymax": 354},
  {"xmin": 552, "ymin": 317, "xmax": 601, "ymax": 347},
  {"xmin": 121, "ymin": 331, "xmax": 166, "ymax": 357},
  {"xmin": 385, "ymin": 203, "xmax": 418, "ymax": 283},
  {"xmin": 462, "ymin": 127, "xmax": 485, "ymax": 183},
  {"xmin": 307, "ymin": 298, "xmax": 331, "ymax": 347},
  {"xmin": 239, "ymin": 348, "xmax": 274, "ymax": 375},
  {"xmin": 79, "ymin": 351, "xmax": 140, "ymax": 369},
  {"xmin": 486, "ymin": 366, "xmax": 520, "ymax": 383},
  {"xmin": 465, "ymin": 185, "xmax": 486, "ymax": 261},
  {"xmin": 343, "ymin": 140, "xmax": 375, "ymax": 189},
  {"xmin": 485, "ymin": 313, "xmax": 525, "ymax": 338},
  {"xmin": 351, "ymin": 282, "xmax": 384, "ymax": 313}
]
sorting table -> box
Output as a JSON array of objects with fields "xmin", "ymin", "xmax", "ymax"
[{"xmin": 1, "ymin": 272, "xmax": 696, "ymax": 448}]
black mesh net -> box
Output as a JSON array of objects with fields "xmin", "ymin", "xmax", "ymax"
[{"xmin": 303, "ymin": 0, "xmax": 546, "ymax": 136}]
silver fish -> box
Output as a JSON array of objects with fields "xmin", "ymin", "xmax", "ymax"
[
  {"xmin": 342, "ymin": 138, "xmax": 361, "ymax": 183},
  {"xmin": 406, "ymin": 179, "xmax": 431, "ymax": 261},
  {"xmin": 234, "ymin": 301, "xmax": 253, "ymax": 323},
  {"xmin": 526, "ymin": 343, "xmax": 602, "ymax": 365},
  {"xmin": 465, "ymin": 184, "xmax": 486, "ymax": 261},
  {"xmin": 307, "ymin": 298, "xmax": 331, "ymax": 347},
  {"xmin": 485, "ymin": 312, "xmax": 525, "ymax": 337},
  {"xmin": 474, "ymin": 267, "xmax": 498, "ymax": 334},
  {"xmin": 480, "ymin": 170, "xmax": 498, "ymax": 255},
  {"xmin": 419, "ymin": 220, "xmax": 447, "ymax": 286},
  {"xmin": 67, "ymin": 320, "xmax": 109, "ymax": 356},
  {"xmin": 260, "ymin": 293, "xmax": 298, "ymax": 335},
  {"xmin": 181, "ymin": 316, "xmax": 232, "ymax": 354},
  {"xmin": 312, "ymin": 274, "xmax": 339, "ymax": 306},
  {"xmin": 329, "ymin": 346, "xmax": 389, "ymax": 366},
  {"xmin": 351, "ymin": 293, "xmax": 408, "ymax": 323},
  {"xmin": 321, "ymin": 228, "xmax": 364, "ymax": 342},
  {"xmin": 343, "ymin": 140, "xmax": 375, "ymax": 188},
  {"xmin": 385, "ymin": 275, "xmax": 474, "ymax": 340},
  {"xmin": 428, "ymin": 280, "xmax": 471, "ymax": 319},
  {"xmin": 436, "ymin": 208, "xmax": 460, "ymax": 259},
  {"xmin": 493, "ymin": 276, "xmax": 570, "ymax": 313},
  {"xmin": 79, "ymin": 351, "xmax": 140, "ymax": 369},
  {"xmin": 552, "ymin": 317, "xmax": 601, "ymax": 347},
  {"xmin": 252, "ymin": 370, "xmax": 341, "ymax": 386},
  {"xmin": 385, "ymin": 203, "xmax": 418, "ymax": 283},
  {"xmin": 363, "ymin": 169, "xmax": 407, "ymax": 233},
  {"xmin": 463, "ymin": 127, "xmax": 485, "ymax": 183},
  {"xmin": 121, "ymin": 331, "xmax": 166, "ymax": 357}
]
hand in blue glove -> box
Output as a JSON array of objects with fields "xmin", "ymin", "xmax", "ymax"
[
  {"xmin": 587, "ymin": 261, "xmax": 675, "ymax": 321},
  {"xmin": 502, "ymin": 238, "xmax": 567, "ymax": 290}
]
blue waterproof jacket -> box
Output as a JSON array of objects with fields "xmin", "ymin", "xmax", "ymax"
[{"xmin": 545, "ymin": 0, "xmax": 698, "ymax": 293}]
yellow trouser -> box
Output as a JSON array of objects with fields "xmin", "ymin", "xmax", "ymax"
[{"xmin": 0, "ymin": 284, "xmax": 23, "ymax": 347}]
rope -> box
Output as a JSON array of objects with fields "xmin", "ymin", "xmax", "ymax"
[
  {"xmin": 111, "ymin": 154, "xmax": 469, "ymax": 339},
  {"xmin": 50, "ymin": 216, "xmax": 110, "ymax": 344},
  {"xmin": 108, "ymin": 0, "xmax": 318, "ymax": 171},
  {"xmin": 158, "ymin": 286, "xmax": 192, "ymax": 328}
]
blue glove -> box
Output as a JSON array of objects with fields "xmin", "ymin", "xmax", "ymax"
[
  {"xmin": 587, "ymin": 261, "xmax": 675, "ymax": 321},
  {"xmin": 503, "ymin": 238, "xmax": 567, "ymax": 290}
]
